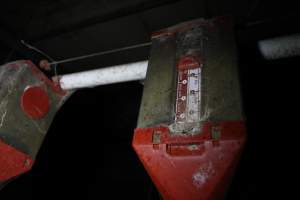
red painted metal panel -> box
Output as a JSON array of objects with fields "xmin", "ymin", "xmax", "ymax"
[
  {"xmin": 133, "ymin": 121, "xmax": 246, "ymax": 200},
  {"xmin": 0, "ymin": 140, "xmax": 33, "ymax": 181}
]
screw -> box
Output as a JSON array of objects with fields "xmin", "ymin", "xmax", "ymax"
[
  {"xmin": 211, "ymin": 125, "xmax": 221, "ymax": 140},
  {"xmin": 24, "ymin": 159, "xmax": 31, "ymax": 168},
  {"xmin": 152, "ymin": 131, "xmax": 161, "ymax": 144}
]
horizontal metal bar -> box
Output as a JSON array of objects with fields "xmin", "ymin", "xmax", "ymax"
[
  {"xmin": 258, "ymin": 34, "xmax": 300, "ymax": 60},
  {"xmin": 56, "ymin": 60, "xmax": 148, "ymax": 90}
]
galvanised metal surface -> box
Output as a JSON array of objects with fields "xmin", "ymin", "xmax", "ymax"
[
  {"xmin": 0, "ymin": 60, "xmax": 70, "ymax": 182},
  {"xmin": 133, "ymin": 16, "xmax": 246, "ymax": 200},
  {"xmin": 137, "ymin": 36, "xmax": 177, "ymax": 128},
  {"xmin": 137, "ymin": 17, "xmax": 243, "ymax": 130}
]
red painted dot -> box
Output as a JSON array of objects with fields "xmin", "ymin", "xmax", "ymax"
[{"xmin": 21, "ymin": 86, "xmax": 50, "ymax": 119}]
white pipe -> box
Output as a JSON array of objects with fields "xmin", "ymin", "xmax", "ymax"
[
  {"xmin": 57, "ymin": 60, "xmax": 148, "ymax": 90},
  {"xmin": 258, "ymin": 34, "xmax": 300, "ymax": 60}
]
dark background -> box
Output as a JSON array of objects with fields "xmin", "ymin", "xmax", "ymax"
[{"xmin": 0, "ymin": 0, "xmax": 298, "ymax": 199}]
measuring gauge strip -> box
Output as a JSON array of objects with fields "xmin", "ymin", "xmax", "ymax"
[{"xmin": 173, "ymin": 56, "xmax": 202, "ymax": 134}]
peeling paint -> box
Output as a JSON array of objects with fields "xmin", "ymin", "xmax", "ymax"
[
  {"xmin": 0, "ymin": 110, "xmax": 7, "ymax": 128},
  {"xmin": 0, "ymin": 99, "xmax": 8, "ymax": 128},
  {"xmin": 192, "ymin": 162, "xmax": 215, "ymax": 188},
  {"xmin": 187, "ymin": 144, "xmax": 199, "ymax": 151}
]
